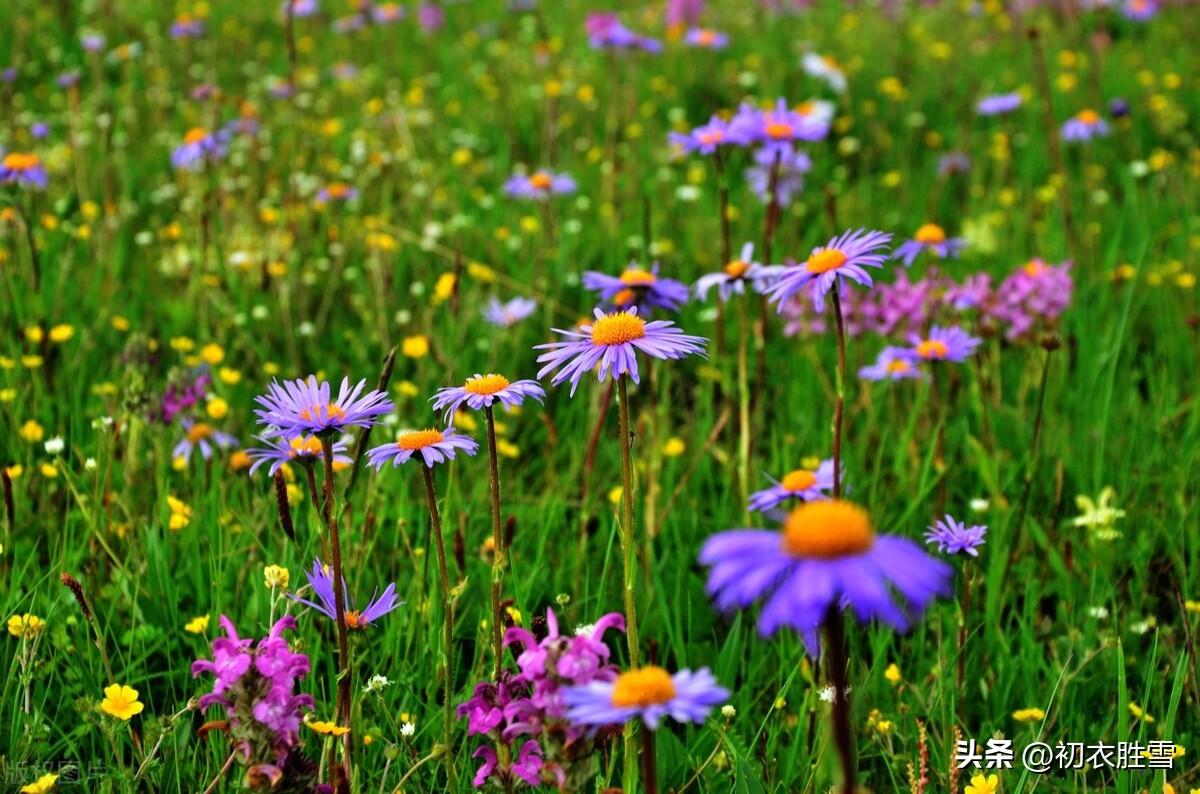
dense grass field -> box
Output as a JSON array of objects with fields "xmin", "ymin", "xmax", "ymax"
[{"xmin": 1, "ymin": 0, "xmax": 1198, "ymax": 792}]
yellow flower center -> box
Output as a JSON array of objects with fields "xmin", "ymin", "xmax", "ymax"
[
  {"xmin": 528, "ymin": 172, "xmax": 553, "ymax": 190},
  {"xmin": 1076, "ymin": 109, "xmax": 1100, "ymax": 124},
  {"xmin": 299, "ymin": 404, "xmax": 346, "ymax": 422},
  {"xmin": 781, "ymin": 469, "xmax": 817, "ymax": 492},
  {"xmin": 186, "ymin": 423, "xmax": 214, "ymax": 443},
  {"xmin": 886, "ymin": 359, "xmax": 913, "ymax": 374},
  {"xmin": 822, "ymin": 55, "xmax": 841, "ymax": 70},
  {"xmin": 613, "ymin": 288, "xmax": 637, "ymax": 307},
  {"xmin": 620, "ymin": 269, "xmax": 657, "ymax": 286},
  {"xmin": 3, "ymin": 152, "xmax": 40, "ymax": 171},
  {"xmin": 723, "ymin": 260, "xmax": 751, "ymax": 278},
  {"xmin": 916, "ymin": 339, "xmax": 949, "ymax": 359},
  {"xmin": 611, "ymin": 666, "xmax": 677, "ymax": 707},
  {"xmin": 914, "ymin": 223, "xmax": 946, "ymax": 244},
  {"xmin": 289, "ymin": 436, "xmax": 324, "ymax": 456},
  {"xmin": 183, "ymin": 127, "xmax": 209, "ymax": 144},
  {"xmin": 806, "ymin": 248, "xmax": 848, "ymax": 274},
  {"xmin": 396, "ymin": 429, "xmax": 445, "ymax": 450},
  {"xmin": 590, "ymin": 312, "xmax": 647, "ymax": 346},
  {"xmin": 344, "ymin": 610, "xmax": 364, "ymax": 629},
  {"xmin": 1023, "ymin": 260, "xmax": 1045, "ymax": 277},
  {"xmin": 765, "ymin": 121, "xmax": 794, "ymax": 139},
  {"xmin": 464, "ymin": 374, "xmax": 510, "ymax": 396},
  {"xmin": 782, "ymin": 500, "xmax": 874, "ymax": 558}
]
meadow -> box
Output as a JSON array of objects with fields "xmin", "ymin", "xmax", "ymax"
[{"xmin": 1, "ymin": 0, "xmax": 1198, "ymax": 792}]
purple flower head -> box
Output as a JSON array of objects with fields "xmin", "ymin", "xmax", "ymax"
[
  {"xmin": 366, "ymin": 426, "xmax": 478, "ymax": 469},
  {"xmin": 171, "ymin": 127, "xmax": 226, "ymax": 171},
  {"xmin": 695, "ymin": 242, "xmax": 786, "ymax": 303},
  {"xmin": 81, "ymin": 32, "xmax": 107, "ymax": 52},
  {"xmin": 892, "ymin": 223, "xmax": 966, "ymax": 267},
  {"xmin": 583, "ymin": 262, "xmax": 690, "ymax": 313},
  {"xmin": 30, "ymin": 122, "xmax": 49, "ymax": 140},
  {"xmin": 170, "ymin": 15, "xmax": 205, "ymax": 38},
  {"xmin": 246, "ymin": 434, "xmax": 351, "ymax": 476},
  {"xmin": 988, "ymin": 258, "xmax": 1072, "ymax": 341},
  {"xmin": 254, "ymin": 376, "xmax": 394, "ymax": 438},
  {"xmin": 699, "ymin": 500, "xmax": 953, "ymax": 655},
  {"xmin": 1061, "ymin": 109, "xmax": 1109, "ymax": 142},
  {"xmin": 976, "ymin": 92, "xmax": 1022, "ymax": 116},
  {"xmin": 160, "ymin": 369, "xmax": 211, "ymax": 423},
  {"xmin": 925, "ymin": 514, "xmax": 988, "ymax": 557},
  {"xmin": 535, "ymin": 307, "xmax": 707, "ymax": 396},
  {"xmin": 858, "ymin": 346, "xmax": 924, "ymax": 382},
  {"xmin": 746, "ymin": 143, "xmax": 812, "ymax": 206},
  {"xmin": 684, "ymin": 28, "xmax": 728, "ymax": 49},
  {"xmin": 371, "ymin": 3, "xmax": 406, "ymax": 24},
  {"xmin": 418, "ymin": 2, "xmax": 446, "ymax": 32},
  {"xmin": 908, "ymin": 325, "xmax": 981, "ymax": 363},
  {"xmin": 0, "ymin": 152, "xmax": 48, "ymax": 189},
  {"xmin": 666, "ymin": 0, "xmax": 706, "ymax": 26},
  {"xmin": 289, "ymin": 558, "xmax": 403, "ymax": 629},
  {"xmin": 944, "ymin": 272, "xmax": 993, "ymax": 312},
  {"xmin": 431, "ymin": 374, "xmax": 545, "ymax": 421},
  {"xmin": 563, "ymin": 666, "xmax": 728, "ymax": 731},
  {"xmin": 767, "ymin": 228, "xmax": 893, "ymax": 313},
  {"xmin": 730, "ymin": 98, "xmax": 830, "ymax": 156},
  {"xmin": 281, "ymin": 0, "xmax": 320, "ymax": 18},
  {"xmin": 315, "ymin": 183, "xmax": 358, "ymax": 205},
  {"xmin": 484, "ymin": 296, "xmax": 538, "ymax": 327},
  {"xmin": 586, "ymin": 13, "xmax": 662, "ymax": 52},
  {"xmin": 173, "ymin": 418, "xmax": 238, "ymax": 462},
  {"xmin": 502, "ymin": 169, "xmax": 575, "ymax": 201},
  {"xmin": 668, "ymin": 115, "xmax": 745, "ymax": 156},
  {"xmin": 1109, "ymin": 98, "xmax": 1130, "ymax": 119},
  {"xmin": 1121, "ymin": 0, "xmax": 1157, "ymax": 20},
  {"xmin": 57, "ymin": 71, "xmax": 81, "ymax": 89},
  {"xmin": 748, "ymin": 459, "xmax": 836, "ymax": 513}
]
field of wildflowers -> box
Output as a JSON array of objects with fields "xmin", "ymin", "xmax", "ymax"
[{"xmin": 1, "ymin": 0, "xmax": 1198, "ymax": 792}]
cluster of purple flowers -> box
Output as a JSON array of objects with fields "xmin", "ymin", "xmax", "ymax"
[
  {"xmin": 192, "ymin": 616, "xmax": 323, "ymax": 789},
  {"xmin": 458, "ymin": 609, "xmax": 626, "ymax": 789},
  {"xmin": 585, "ymin": 13, "xmax": 662, "ymax": 52}
]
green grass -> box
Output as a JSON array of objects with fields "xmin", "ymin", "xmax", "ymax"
[{"xmin": 1, "ymin": 0, "xmax": 1198, "ymax": 792}]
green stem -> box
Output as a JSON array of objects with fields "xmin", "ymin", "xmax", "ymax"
[
  {"xmin": 830, "ymin": 289, "xmax": 847, "ymax": 498},
  {"xmin": 617, "ymin": 376, "xmax": 641, "ymax": 794},
  {"xmin": 736, "ymin": 294, "xmax": 752, "ymax": 519},
  {"xmin": 485, "ymin": 405, "xmax": 505, "ymax": 679},
  {"xmin": 420, "ymin": 464, "xmax": 459, "ymax": 790},
  {"xmin": 320, "ymin": 435, "xmax": 353, "ymax": 780}
]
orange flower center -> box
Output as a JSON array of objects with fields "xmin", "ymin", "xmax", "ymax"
[
  {"xmin": 1076, "ymin": 109, "xmax": 1100, "ymax": 125},
  {"xmin": 326, "ymin": 183, "xmax": 351, "ymax": 199},
  {"xmin": 613, "ymin": 289, "xmax": 637, "ymax": 306},
  {"xmin": 822, "ymin": 55, "xmax": 841, "ymax": 70},
  {"xmin": 186, "ymin": 422, "xmax": 214, "ymax": 443},
  {"xmin": 464, "ymin": 374, "xmax": 510, "ymax": 396},
  {"xmin": 620, "ymin": 269, "xmax": 657, "ymax": 286},
  {"xmin": 914, "ymin": 223, "xmax": 946, "ymax": 244},
  {"xmin": 591, "ymin": 312, "xmax": 647, "ymax": 346},
  {"xmin": 698, "ymin": 130, "xmax": 724, "ymax": 146},
  {"xmin": 2, "ymin": 152, "xmax": 40, "ymax": 171},
  {"xmin": 916, "ymin": 339, "xmax": 949, "ymax": 359},
  {"xmin": 611, "ymin": 666, "xmax": 677, "ymax": 707},
  {"xmin": 886, "ymin": 359, "xmax": 913, "ymax": 374},
  {"xmin": 695, "ymin": 29, "xmax": 716, "ymax": 45},
  {"xmin": 396, "ymin": 429, "xmax": 445, "ymax": 450},
  {"xmin": 344, "ymin": 610, "xmax": 365, "ymax": 629},
  {"xmin": 299, "ymin": 404, "xmax": 346, "ymax": 422},
  {"xmin": 765, "ymin": 121, "xmax": 794, "ymax": 139},
  {"xmin": 528, "ymin": 172, "xmax": 553, "ymax": 190},
  {"xmin": 782, "ymin": 500, "xmax": 874, "ymax": 558},
  {"xmin": 806, "ymin": 248, "xmax": 848, "ymax": 274},
  {"xmin": 723, "ymin": 260, "xmax": 751, "ymax": 278},
  {"xmin": 796, "ymin": 100, "xmax": 815, "ymax": 116},
  {"xmin": 289, "ymin": 436, "xmax": 324, "ymax": 456},
  {"xmin": 781, "ymin": 469, "xmax": 817, "ymax": 492},
  {"xmin": 184, "ymin": 127, "xmax": 209, "ymax": 144}
]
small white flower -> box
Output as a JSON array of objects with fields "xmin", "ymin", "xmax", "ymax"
[
  {"xmin": 969, "ymin": 498, "xmax": 990, "ymax": 513},
  {"xmin": 818, "ymin": 684, "xmax": 851, "ymax": 703},
  {"xmin": 573, "ymin": 623, "xmax": 595, "ymax": 637},
  {"xmin": 84, "ymin": 458, "xmax": 98, "ymax": 471},
  {"xmin": 44, "ymin": 437, "xmax": 65, "ymax": 455},
  {"xmin": 720, "ymin": 704, "xmax": 736, "ymax": 718},
  {"xmin": 400, "ymin": 722, "xmax": 416, "ymax": 737},
  {"xmin": 1087, "ymin": 605, "xmax": 1109, "ymax": 620}
]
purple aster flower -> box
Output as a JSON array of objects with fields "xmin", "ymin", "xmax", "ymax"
[
  {"xmin": 1, "ymin": 67, "xmax": 15, "ymax": 84},
  {"xmin": 170, "ymin": 15, "xmax": 205, "ymax": 38},
  {"xmin": 30, "ymin": 122, "xmax": 49, "ymax": 140},
  {"xmin": 246, "ymin": 434, "xmax": 351, "ymax": 476},
  {"xmin": 937, "ymin": 151, "xmax": 972, "ymax": 176},
  {"xmin": 729, "ymin": 98, "xmax": 830, "ymax": 156},
  {"xmin": 81, "ymin": 33, "xmax": 106, "ymax": 52},
  {"xmin": 372, "ymin": 2, "xmax": 406, "ymax": 23},
  {"xmin": 892, "ymin": 223, "xmax": 966, "ymax": 267},
  {"xmin": 173, "ymin": 418, "xmax": 239, "ymax": 462},
  {"xmin": 535, "ymin": 307, "xmax": 706, "ymax": 396},
  {"xmin": 908, "ymin": 325, "xmax": 981, "ymax": 362},
  {"xmin": 586, "ymin": 13, "xmax": 662, "ymax": 52},
  {"xmin": 562, "ymin": 666, "xmax": 728, "ymax": 731},
  {"xmin": 254, "ymin": 375, "xmax": 395, "ymax": 438},
  {"xmin": 171, "ymin": 127, "xmax": 226, "ymax": 171},
  {"xmin": 858, "ymin": 346, "xmax": 924, "ymax": 381},
  {"xmin": 57, "ymin": 71, "xmax": 81, "ymax": 89},
  {"xmin": 502, "ymin": 169, "xmax": 576, "ymax": 201},
  {"xmin": 1121, "ymin": 0, "xmax": 1157, "ymax": 20},
  {"xmin": 484, "ymin": 296, "xmax": 538, "ymax": 327},
  {"xmin": 767, "ymin": 228, "xmax": 893, "ymax": 313},
  {"xmin": 289, "ymin": 558, "xmax": 402, "ymax": 629},
  {"xmin": 1109, "ymin": 98, "xmax": 1130, "ymax": 119},
  {"xmin": 746, "ymin": 144, "xmax": 812, "ymax": 206},
  {"xmin": 1061, "ymin": 109, "xmax": 1109, "ymax": 142},
  {"xmin": 976, "ymin": 92, "xmax": 1023, "ymax": 116},
  {"xmin": 583, "ymin": 262, "xmax": 690, "ymax": 312},
  {"xmin": 694, "ymin": 242, "xmax": 785, "ymax": 303},
  {"xmin": 699, "ymin": 500, "xmax": 954, "ymax": 654},
  {"xmin": 684, "ymin": 28, "xmax": 728, "ymax": 49},
  {"xmin": 668, "ymin": 115, "xmax": 744, "ymax": 156},
  {"xmin": 366, "ymin": 426, "xmax": 478, "ymax": 468},
  {"xmin": 315, "ymin": 183, "xmax": 358, "ymax": 204},
  {"xmin": 0, "ymin": 152, "xmax": 48, "ymax": 189},
  {"xmin": 281, "ymin": 0, "xmax": 319, "ymax": 18},
  {"xmin": 431, "ymin": 374, "xmax": 545, "ymax": 421},
  {"xmin": 748, "ymin": 459, "xmax": 835, "ymax": 513},
  {"xmin": 925, "ymin": 514, "xmax": 987, "ymax": 557}
]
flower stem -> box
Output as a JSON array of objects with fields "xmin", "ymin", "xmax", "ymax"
[
  {"xmin": 957, "ymin": 560, "xmax": 971, "ymax": 692},
  {"xmin": 320, "ymin": 435, "xmax": 353, "ymax": 781},
  {"xmin": 736, "ymin": 293, "xmax": 752, "ymax": 519},
  {"xmin": 420, "ymin": 464, "xmax": 459, "ymax": 790},
  {"xmin": 484, "ymin": 405, "xmax": 505, "ymax": 679},
  {"xmin": 641, "ymin": 724, "xmax": 659, "ymax": 794},
  {"xmin": 831, "ymin": 288, "xmax": 847, "ymax": 499},
  {"xmin": 617, "ymin": 375, "xmax": 641, "ymax": 794},
  {"xmin": 824, "ymin": 606, "xmax": 856, "ymax": 793}
]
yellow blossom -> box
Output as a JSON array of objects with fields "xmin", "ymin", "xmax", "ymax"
[
  {"xmin": 200, "ymin": 343, "xmax": 225, "ymax": 365},
  {"xmin": 20, "ymin": 420, "xmax": 45, "ymax": 442},
  {"xmin": 264, "ymin": 565, "xmax": 290, "ymax": 589},
  {"xmin": 6, "ymin": 465, "xmax": 24, "ymax": 479},
  {"xmin": 218, "ymin": 367, "xmax": 241, "ymax": 385},
  {"xmin": 184, "ymin": 615, "xmax": 210, "ymax": 634},
  {"xmin": 434, "ymin": 272, "xmax": 457, "ymax": 303},
  {"xmin": 8, "ymin": 613, "xmax": 46, "ymax": 639},
  {"xmin": 25, "ymin": 325, "xmax": 44, "ymax": 343},
  {"xmin": 496, "ymin": 440, "xmax": 519, "ymax": 459},
  {"xmin": 100, "ymin": 684, "xmax": 144, "ymax": 720},
  {"xmin": 1012, "ymin": 707, "xmax": 1045, "ymax": 722},
  {"xmin": 167, "ymin": 495, "xmax": 192, "ymax": 530},
  {"xmin": 662, "ymin": 438, "xmax": 686, "ymax": 457},
  {"xmin": 49, "ymin": 324, "xmax": 74, "ymax": 343},
  {"xmin": 608, "ymin": 485, "xmax": 623, "ymax": 505},
  {"xmin": 40, "ymin": 462, "xmax": 58, "ymax": 478},
  {"xmin": 307, "ymin": 719, "xmax": 350, "ymax": 736},
  {"xmin": 965, "ymin": 774, "xmax": 999, "ymax": 794},
  {"xmin": 884, "ymin": 663, "xmax": 902, "ymax": 685},
  {"xmin": 169, "ymin": 336, "xmax": 195, "ymax": 353},
  {"xmin": 20, "ymin": 773, "xmax": 59, "ymax": 794},
  {"xmin": 402, "ymin": 335, "xmax": 429, "ymax": 358},
  {"xmin": 1127, "ymin": 702, "xmax": 1154, "ymax": 723},
  {"xmin": 207, "ymin": 397, "xmax": 229, "ymax": 420},
  {"xmin": 112, "ymin": 316, "xmax": 130, "ymax": 331}
]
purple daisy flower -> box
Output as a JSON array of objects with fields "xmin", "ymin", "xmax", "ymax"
[
  {"xmin": 586, "ymin": 13, "xmax": 662, "ymax": 52},
  {"xmin": 171, "ymin": 128, "xmax": 226, "ymax": 171},
  {"xmin": 246, "ymin": 434, "xmax": 351, "ymax": 476},
  {"xmin": 562, "ymin": 666, "xmax": 728, "ymax": 730},
  {"xmin": 668, "ymin": 115, "xmax": 745, "ymax": 156},
  {"xmin": 908, "ymin": 325, "xmax": 981, "ymax": 363},
  {"xmin": 892, "ymin": 223, "xmax": 966, "ymax": 267},
  {"xmin": 699, "ymin": 500, "xmax": 954, "ymax": 654},
  {"xmin": 315, "ymin": 183, "xmax": 358, "ymax": 205},
  {"xmin": 289, "ymin": 558, "xmax": 402, "ymax": 630},
  {"xmin": 1061, "ymin": 110, "xmax": 1109, "ymax": 142},
  {"xmin": 745, "ymin": 144, "xmax": 812, "ymax": 206},
  {"xmin": 484, "ymin": 296, "xmax": 538, "ymax": 327},
  {"xmin": 1121, "ymin": 0, "xmax": 1157, "ymax": 20},
  {"xmin": 535, "ymin": 307, "xmax": 707, "ymax": 396},
  {"xmin": 431, "ymin": 374, "xmax": 545, "ymax": 421},
  {"xmin": 858, "ymin": 346, "xmax": 924, "ymax": 381},
  {"xmin": 729, "ymin": 98, "xmax": 830, "ymax": 157},
  {"xmin": 366, "ymin": 427, "xmax": 478, "ymax": 468},
  {"xmin": 694, "ymin": 242, "xmax": 786, "ymax": 303},
  {"xmin": 583, "ymin": 262, "xmax": 690, "ymax": 313},
  {"xmin": 976, "ymin": 92, "xmax": 1023, "ymax": 116},
  {"xmin": 925, "ymin": 515, "xmax": 988, "ymax": 557},
  {"xmin": 371, "ymin": 3, "xmax": 406, "ymax": 24},
  {"xmin": 81, "ymin": 33, "xmax": 106, "ymax": 52},
  {"xmin": 0, "ymin": 152, "xmax": 48, "ymax": 189},
  {"xmin": 281, "ymin": 0, "xmax": 319, "ymax": 18},
  {"xmin": 502, "ymin": 169, "xmax": 576, "ymax": 201},
  {"xmin": 748, "ymin": 459, "xmax": 835, "ymax": 513},
  {"xmin": 170, "ymin": 15, "xmax": 205, "ymax": 38},
  {"xmin": 254, "ymin": 376, "xmax": 395, "ymax": 438},
  {"xmin": 767, "ymin": 228, "xmax": 893, "ymax": 313},
  {"xmin": 173, "ymin": 418, "xmax": 238, "ymax": 462},
  {"xmin": 684, "ymin": 28, "xmax": 729, "ymax": 49}
]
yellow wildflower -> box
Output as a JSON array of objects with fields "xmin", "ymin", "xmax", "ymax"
[
  {"xmin": 20, "ymin": 420, "xmax": 45, "ymax": 442},
  {"xmin": 1012, "ymin": 707, "xmax": 1045, "ymax": 722},
  {"xmin": 8, "ymin": 613, "xmax": 46, "ymax": 639},
  {"xmin": 965, "ymin": 774, "xmax": 999, "ymax": 794},
  {"xmin": 20, "ymin": 773, "xmax": 59, "ymax": 794},
  {"xmin": 402, "ymin": 335, "xmax": 429, "ymax": 358},
  {"xmin": 100, "ymin": 684, "xmax": 145, "ymax": 720},
  {"xmin": 184, "ymin": 615, "xmax": 210, "ymax": 634},
  {"xmin": 264, "ymin": 565, "xmax": 290, "ymax": 589}
]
